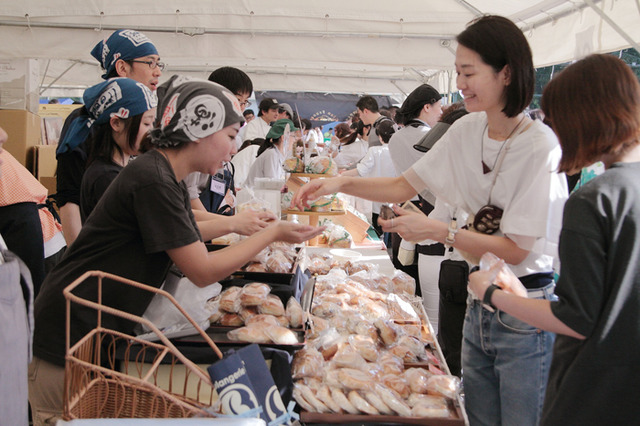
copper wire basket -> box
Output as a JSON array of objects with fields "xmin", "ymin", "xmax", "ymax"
[{"xmin": 63, "ymin": 270, "xmax": 224, "ymax": 419}]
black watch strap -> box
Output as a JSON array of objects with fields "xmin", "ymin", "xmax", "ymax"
[{"xmin": 483, "ymin": 284, "xmax": 500, "ymax": 309}]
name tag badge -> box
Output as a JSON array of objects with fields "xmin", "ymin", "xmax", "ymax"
[{"xmin": 210, "ymin": 177, "xmax": 226, "ymax": 196}]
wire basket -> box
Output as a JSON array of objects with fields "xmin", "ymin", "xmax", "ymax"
[{"xmin": 63, "ymin": 270, "xmax": 224, "ymax": 419}]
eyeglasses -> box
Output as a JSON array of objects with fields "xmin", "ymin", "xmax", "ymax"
[
  {"xmin": 130, "ymin": 59, "xmax": 166, "ymax": 71},
  {"xmin": 235, "ymin": 95, "xmax": 250, "ymax": 108}
]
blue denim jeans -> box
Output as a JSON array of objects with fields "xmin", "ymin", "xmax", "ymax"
[{"xmin": 462, "ymin": 283, "xmax": 556, "ymax": 426}]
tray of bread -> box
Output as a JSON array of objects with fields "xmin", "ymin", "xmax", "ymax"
[{"xmin": 291, "ymin": 252, "xmax": 466, "ymax": 425}]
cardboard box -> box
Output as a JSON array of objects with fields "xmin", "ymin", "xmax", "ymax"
[
  {"xmin": 38, "ymin": 104, "xmax": 82, "ymax": 120},
  {"xmin": 0, "ymin": 59, "xmax": 39, "ymax": 114},
  {"xmin": 0, "ymin": 109, "xmax": 42, "ymax": 170},
  {"xmin": 32, "ymin": 144, "xmax": 58, "ymax": 196}
]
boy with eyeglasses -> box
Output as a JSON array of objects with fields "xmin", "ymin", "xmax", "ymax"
[{"xmin": 55, "ymin": 29, "xmax": 163, "ymax": 246}]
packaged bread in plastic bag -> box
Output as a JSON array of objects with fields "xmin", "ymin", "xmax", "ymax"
[{"xmin": 306, "ymin": 155, "xmax": 338, "ymax": 176}]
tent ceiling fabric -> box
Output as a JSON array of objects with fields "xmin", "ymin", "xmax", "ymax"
[{"xmin": 0, "ymin": 0, "xmax": 638, "ymax": 97}]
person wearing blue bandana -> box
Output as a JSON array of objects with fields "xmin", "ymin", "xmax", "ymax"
[
  {"xmin": 55, "ymin": 29, "xmax": 163, "ymax": 246},
  {"xmin": 28, "ymin": 76, "xmax": 324, "ymax": 425},
  {"xmin": 78, "ymin": 78, "xmax": 157, "ymax": 221}
]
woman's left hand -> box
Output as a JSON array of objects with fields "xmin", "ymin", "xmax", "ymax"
[
  {"xmin": 378, "ymin": 204, "xmax": 434, "ymax": 242},
  {"xmin": 468, "ymin": 267, "xmax": 498, "ymax": 300}
]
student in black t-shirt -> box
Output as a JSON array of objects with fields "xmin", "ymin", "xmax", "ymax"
[
  {"xmin": 28, "ymin": 77, "xmax": 325, "ymax": 425},
  {"xmin": 469, "ymin": 54, "xmax": 640, "ymax": 425},
  {"xmin": 79, "ymin": 78, "xmax": 157, "ymax": 222}
]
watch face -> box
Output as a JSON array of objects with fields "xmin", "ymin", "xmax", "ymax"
[{"xmin": 473, "ymin": 205, "xmax": 503, "ymax": 234}]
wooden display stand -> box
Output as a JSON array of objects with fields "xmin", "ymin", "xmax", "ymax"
[{"xmin": 283, "ymin": 209, "xmax": 345, "ymax": 246}]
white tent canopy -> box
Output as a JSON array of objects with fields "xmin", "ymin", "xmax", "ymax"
[{"xmin": 0, "ymin": 0, "xmax": 638, "ymax": 98}]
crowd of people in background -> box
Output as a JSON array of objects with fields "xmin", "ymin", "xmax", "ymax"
[{"xmin": 3, "ymin": 12, "xmax": 640, "ymax": 426}]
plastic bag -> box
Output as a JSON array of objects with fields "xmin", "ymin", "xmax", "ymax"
[
  {"xmin": 306, "ymin": 155, "xmax": 338, "ymax": 176},
  {"xmin": 141, "ymin": 273, "xmax": 221, "ymax": 333},
  {"xmin": 479, "ymin": 252, "xmax": 528, "ymax": 297}
]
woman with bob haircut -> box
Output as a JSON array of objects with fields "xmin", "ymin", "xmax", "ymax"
[
  {"xmin": 28, "ymin": 76, "xmax": 324, "ymax": 425},
  {"xmin": 469, "ymin": 53, "xmax": 640, "ymax": 425},
  {"xmin": 293, "ymin": 15, "xmax": 567, "ymax": 425}
]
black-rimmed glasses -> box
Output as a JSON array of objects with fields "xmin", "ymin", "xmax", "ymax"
[{"xmin": 130, "ymin": 59, "xmax": 166, "ymax": 71}]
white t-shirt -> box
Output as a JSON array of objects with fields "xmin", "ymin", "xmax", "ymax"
[
  {"xmin": 388, "ymin": 120, "xmax": 430, "ymax": 174},
  {"xmin": 334, "ymin": 139, "xmax": 368, "ymax": 169},
  {"xmin": 244, "ymin": 147, "xmax": 285, "ymax": 188},
  {"xmin": 231, "ymin": 144, "xmax": 260, "ymax": 188},
  {"xmin": 242, "ymin": 117, "xmax": 272, "ymax": 142},
  {"xmin": 356, "ymin": 144, "xmax": 398, "ymax": 214},
  {"xmin": 403, "ymin": 112, "xmax": 568, "ymax": 276}
]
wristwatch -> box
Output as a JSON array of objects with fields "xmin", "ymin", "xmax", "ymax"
[{"xmin": 483, "ymin": 284, "xmax": 500, "ymax": 310}]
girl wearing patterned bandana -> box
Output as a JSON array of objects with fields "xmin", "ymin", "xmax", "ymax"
[
  {"xmin": 74, "ymin": 78, "xmax": 157, "ymax": 221},
  {"xmin": 28, "ymin": 76, "xmax": 324, "ymax": 425}
]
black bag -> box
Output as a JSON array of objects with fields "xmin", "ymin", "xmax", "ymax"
[{"xmin": 438, "ymin": 259, "xmax": 469, "ymax": 304}]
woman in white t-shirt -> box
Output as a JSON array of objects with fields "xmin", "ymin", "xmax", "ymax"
[
  {"xmin": 294, "ymin": 15, "xmax": 568, "ymax": 426},
  {"xmin": 244, "ymin": 119, "xmax": 296, "ymax": 188},
  {"xmin": 331, "ymin": 122, "xmax": 368, "ymax": 170}
]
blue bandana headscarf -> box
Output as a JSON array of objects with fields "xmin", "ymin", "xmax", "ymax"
[
  {"xmin": 91, "ymin": 29, "xmax": 159, "ymax": 79},
  {"xmin": 150, "ymin": 75, "xmax": 244, "ymax": 148},
  {"xmin": 56, "ymin": 78, "xmax": 157, "ymax": 156}
]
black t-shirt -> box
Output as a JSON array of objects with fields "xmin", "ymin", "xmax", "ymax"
[
  {"xmin": 542, "ymin": 162, "xmax": 640, "ymax": 425},
  {"xmin": 80, "ymin": 159, "xmax": 123, "ymax": 222},
  {"xmin": 34, "ymin": 150, "xmax": 201, "ymax": 366},
  {"xmin": 55, "ymin": 107, "xmax": 89, "ymax": 207}
]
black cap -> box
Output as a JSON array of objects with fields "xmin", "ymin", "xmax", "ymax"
[{"xmin": 396, "ymin": 84, "xmax": 441, "ymax": 124}]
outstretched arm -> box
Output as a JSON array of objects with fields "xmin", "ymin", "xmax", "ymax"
[
  {"xmin": 167, "ymin": 221, "xmax": 324, "ymax": 287},
  {"xmin": 292, "ymin": 175, "xmax": 416, "ymax": 210}
]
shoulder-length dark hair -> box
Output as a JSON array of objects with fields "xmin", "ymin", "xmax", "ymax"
[
  {"xmin": 86, "ymin": 115, "xmax": 142, "ymax": 166},
  {"xmin": 457, "ymin": 15, "xmax": 534, "ymax": 117},
  {"xmin": 542, "ymin": 54, "xmax": 640, "ymax": 173}
]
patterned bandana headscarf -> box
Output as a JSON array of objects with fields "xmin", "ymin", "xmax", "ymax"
[
  {"xmin": 56, "ymin": 78, "xmax": 157, "ymax": 155},
  {"xmin": 150, "ymin": 75, "xmax": 244, "ymax": 148},
  {"xmin": 91, "ymin": 29, "xmax": 159, "ymax": 79}
]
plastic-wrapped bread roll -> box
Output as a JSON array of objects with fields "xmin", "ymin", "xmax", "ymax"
[
  {"xmin": 219, "ymin": 286, "xmax": 242, "ymax": 313},
  {"xmin": 286, "ymin": 296, "xmax": 305, "ymax": 328},
  {"xmin": 264, "ymin": 325, "xmax": 299, "ymax": 345},
  {"xmin": 330, "ymin": 388, "xmax": 359, "ymax": 415},
  {"xmin": 245, "ymin": 262, "xmax": 268, "ymax": 272},
  {"xmin": 426, "ymin": 375, "xmax": 461, "ymax": 399},
  {"xmin": 381, "ymin": 373, "xmax": 411, "ymax": 399},
  {"xmin": 332, "ymin": 344, "xmax": 368, "ymax": 370},
  {"xmin": 407, "ymin": 393, "xmax": 449, "ymax": 409},
  {"xmin": 316, "ymin": 384, "xmax": 342, "ymax": 414},
  {"xmin": 296, "ymin": 383, "xmax": 330, "ymax": 413},
  {"xmin": 348, "ymin": 335, "xmax": 379, "ymax": 362},
  {"xmin": 227, "ymin": 323, "xmax": 270, "ymax": 343},
  {"xmin": 258, "ymin": 294, "xmax": 286, "ymax": 316},
  {"xmin": 219, "ymin": 313, "xmax": 244, "ymax": 327},
  {"xmin": 364, "ymin": 390, "xmax": 393, "ymax": 415},
  {"xmin": 292, "ymin": 348, "xmax": 324, "ymax": 380},
  {"xmin": 374, "ymin": 318, "xmax": 400, "ymax": 346},
  {"xmin": 240, "ymin": 282, "xmax": 271, "ymax": 306},
  {"xmin": 348, "ymin": 390, "xmax": 380, "ymax": 415},
  {"xmin": 337, "ymin": 368, "xmax": 374, "ymax": 391},
  {"xmin": 378, "ymin": 352, "xmax": 405, "ymax": 375},
  {"xmin": 266, "ymin": 250, "xmax": 292, "ymax": 273},
  {"xmin": 293, "ymin": 386, "xmax": 315, "ymax": 413},
  {"xmin": 245, "ymin": 314, "xmax": 279, "ymax": 327},
  {"xmin": 238, "ymin": 306, "xmax": 259, "ymax": 322},
  {"xmin": 411, "ymin": 399, "xmax": 451, "ymax": 418},
  {"xmin": 404, "ymin": 368, "xmax": 431, "ymax": 394},
  {"xmin": 373, "ymin": 383, "xmax": 412, "ymax": 417}
]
